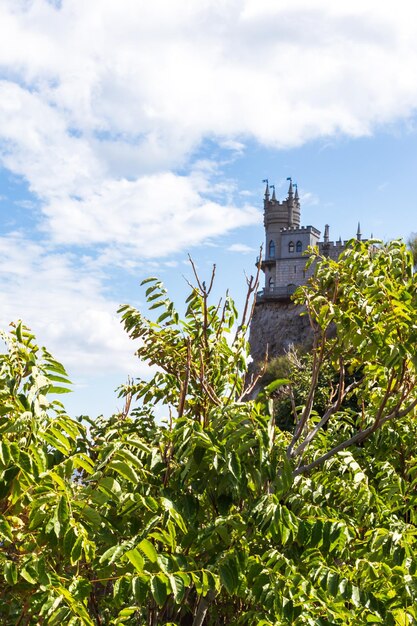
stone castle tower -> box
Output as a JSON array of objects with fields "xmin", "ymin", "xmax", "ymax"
[{"xmin": 249, "ymin": 178, "xmax": 361, "ymax": 367}]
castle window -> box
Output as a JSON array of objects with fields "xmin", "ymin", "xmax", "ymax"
[
  {"xmin": 268, "ymin": 276, "xmax": 275, "ymax": 291},
  {"xmin": 296, "ymin": 240, "xmax": 302, "ymax": 253},
  {"xmin": 288, "ymin": 241, "xmax": 294, "ymax": 253},
  {"xmin": 268, "ymin": 240, "xmax": 276, "ymax": 259}
]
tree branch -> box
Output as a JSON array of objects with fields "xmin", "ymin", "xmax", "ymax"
[{"xmin": 293, "ymin": 395, "xmax": 417, "ymax": 476}]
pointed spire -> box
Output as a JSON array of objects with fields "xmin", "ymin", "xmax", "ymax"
[
  {"xmin": 271, "ymin": 184, "xmax": 276, "ymax": 201},
  {"xmin": 356, "ymin": 222, "xmax": 362, "ymax": 241},
  {"xmin": 262, "ymin": 178, "xmax": 269, "ymax": 200},
  {"xmin": 324, "ymin": 224, "xmax": 330, "ymax": 243},
  {"xmin": 338, "ymin": 235, "xmax": 342, "ymax": 244},
  {"xmin": 294, "ymin": 183, "xmax": 299, "ymax": 203},
  {"xmin": 287, "ymin": 176, "xmax": 294, "ymax": 199}
]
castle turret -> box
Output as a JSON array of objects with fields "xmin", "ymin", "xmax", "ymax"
[
  {"xmin": 322, "ymin": 224, "xmax": 330, "ymax": 257},
  {"xmin": 259, "ymin": 179, "xmax": 320, "ymax": 299},
  {"xmin": 263, "ymin": 177, "xmax": 302, "ymax": 263},
  {"xmin": 356, "ymin": 222, "xmax": 362, "ymax": 241}
]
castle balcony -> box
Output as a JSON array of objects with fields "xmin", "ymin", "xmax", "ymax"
[
  {"xmin": 256, "ymin": 256, "xmax": 276, "ymax": 270},
  {"xmin": 255, "ymin": 285, "xmax": 298, "ymax": 303}
]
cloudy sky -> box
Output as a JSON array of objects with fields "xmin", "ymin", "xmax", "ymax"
[{"xmin": 1, "ymin": 0, "xmax": 417, "ymax": 416}]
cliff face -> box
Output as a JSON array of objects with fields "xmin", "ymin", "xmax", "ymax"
[{"xmin": 248, "ymin": 301, "xmax": 311, "ymax": 368}]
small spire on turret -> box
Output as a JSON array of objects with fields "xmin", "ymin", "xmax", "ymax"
[
  {"xmin": 294, "ymin": 183, "xmax": 299, "ymax": 204},
  {"xmin": 324, "ymin": 224, "xmax": 330, "ymax": 243},
  {"xmin": 262, "ymin": 178, "xmax": 269, "ymax": 200},
  {"xmin": 356, "ymin": 222, "xmax": 362, "ymax": 241},
  {"xmin": 270, "ymin": 184, "xmax": 276, "ymax": 201},
  {"xmin": 286, "ymin": 176, "xmax": 294, "ymax": 200}
]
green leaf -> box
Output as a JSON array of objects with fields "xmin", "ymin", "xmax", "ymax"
[
  {"xmin": 57, "ymin": 495, "xmax": 69, "ymax": 524},
  {"xmin": 21, "ymin": 564, "xmax": 37, "ymax": 584},
  {"xmin": 97, "ymin": 476, "xmax": 122, "ymax": 497},
  {"xmin": 70, "ymin": 536, "xmax": 83, "ymax": 565},
  {"xmin": 3, "ymin": 561, "xmax": 18, "ymax": 585},
  {"xmin": 47, "ymin": 607, "xmax": 69, "ymax": 625},
  {"xmin": 48, "ymin": 385, "xmax": 72, "ymax": 394},
  {"xmin": 125, "ymin": 548, "xmax": 144, "ymax": 573},
  {"xmin": 141, "ymin": 276, "xmax": 158, "ymax": 286},
  {"xmin": 264, "ymin": 378, "xmax": 291, "ymax": 395},
  {"xmin": 99, "ymin": 545, "xmax": 122, "ymax": 564},
  {"xmin": 393, "ymin": 609, "xmax": 413, "ymax": 626},
  {"xmin": 0, "ymin": 441, "xmax": 11, "ymax": 467},
  {"xmin": 72, "ymin": 454, "xmax": 95, "ymax": 475},
  {"xmin": 114, "ymin": 448, "xmax": 145, "ymax": 473},
  {"xmin": 80, "ymin": 505, "xmax": 101, "ymax": 528},
  {"xmin": 219, "ymin": 560, "xmax": 239, "ymax": 594},
  {"xmin": 138, "ymin": 538, "xmax": 158, "ymax": 563},
  {"xmin": 0, "ymin": 516, "xmax": 13, "ymax": 542},
  {"xmin": 169, "ymin": 573, "xmax": 185, "ymax": 603},
  {"xmin": 151, "ymin": 574, "xmax": 168, "ymax": 607},
  {"xmin": 41, "ymin": 428, "xmax": 71, "ymax": 454},
  {"xmin": 108, "ymin": 459, "xmax": 139, "ymax": 484},
  {"xmin": 123, "ymin": 437, "xmax": 151, "ymax": 453},
  {"xmin": 15, "ymin": 321, "xmax": 23, "ymax": 342},
  {"xmin": 132, "ymin": 574, "xmax": 149, "ymax": 604}
]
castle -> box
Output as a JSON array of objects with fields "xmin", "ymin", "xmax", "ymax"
[{"xmin": 249, "ymin": 178, "xmax": 362, "ymax": 367}]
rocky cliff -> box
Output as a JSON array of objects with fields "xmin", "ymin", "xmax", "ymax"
[{"xmin": 248, "ymin": 301, "xmax": 311, "ymax": 369}]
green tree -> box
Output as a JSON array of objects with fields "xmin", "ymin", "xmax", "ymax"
[
  {"xmin": 1, "ymin": 240, "xmax": 417, "ymax": 624},
  {"xmin": 407, "ymin": 232, "xmax": 417, "ymax": 269}
]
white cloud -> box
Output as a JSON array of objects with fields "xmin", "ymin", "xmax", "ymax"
[
  {"xmin": 300, "ymin": 191, "xmax": 319, "ymax": 206},
  {"xmin": 0, "ymin": 234, "xmax": 141, "ymax": 377},
  {"xmin": 0, "ymin": 81, "xmax": 258, "ymax": 254},
  {"xmin": 219, "ymin": 139, "xmax": 246, "ymax": 154},
  {"xmin": 228, "ymin": 243, "xmax": 255, "ymax": 253}
]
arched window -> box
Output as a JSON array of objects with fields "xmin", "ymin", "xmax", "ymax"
[
  {"xmin": 268, "ymin": 276, "xmax": 275, "ymax": 291},
  {"xmin": 296, "ymin": 240, "xmax": 302, "ymax": 253},
  {"xmin": 288, "ymin": 241, "xmax": 294, "ymax": 253},
  {"xmin": 268, "ymin": 240, "xmax": 276, "ymax": 259}
]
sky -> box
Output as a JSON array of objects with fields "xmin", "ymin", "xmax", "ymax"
[{"xmin": 1, "ymin": 0, "xmax": 417, "ymax": 417}]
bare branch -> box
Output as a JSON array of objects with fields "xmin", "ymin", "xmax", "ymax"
[
  {"xmin": 240, "ymin": 345, "xmax": 269, "ymax": 401},
  {"xmin": 188, "ymin": 254, "xmax": 204, "ymax": 293},
  {"xmin": 235, "ymin": 246, "xmax": 262, "ymax": 340},
  {"xmin": 293, "ymin": 395, "xmax": 417, "ymax": 477},
  {"xmin": 177, "ymin": 338, "xmax": 191, "ymax": 419},
  {"xmin": 292, "ymin": 363, "xmax": 365, "ymax": 458},
  {"xmin": 287, "ymin": 328, "xmax": 326, "ymax": 458}
]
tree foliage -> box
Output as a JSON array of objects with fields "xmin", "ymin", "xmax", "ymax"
[
  {"xmin": 407, "ymin": 232, "xmax": 417, "ymax": 269},
  {"xmin": 1, "ymin": 240, "xmax": 417, "ymax": 624}
]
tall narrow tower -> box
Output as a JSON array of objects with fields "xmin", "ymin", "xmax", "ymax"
[{"xmin": 260, "ymin": 179, "xmax": 319, "ymax": 303}]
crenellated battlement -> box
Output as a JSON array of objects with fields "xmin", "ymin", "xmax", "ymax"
[
  {"xmin": 319, "ymin": 240, "xmax": 350, "ymax": 248},
  {"xmin": 280, "ymin": 225, "xmax": 320, "ymax": 234}
]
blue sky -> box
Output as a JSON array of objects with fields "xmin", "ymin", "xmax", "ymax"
[{"xmin": 1, "ymin": 0, "xmax": 417, "ymax": 417}]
